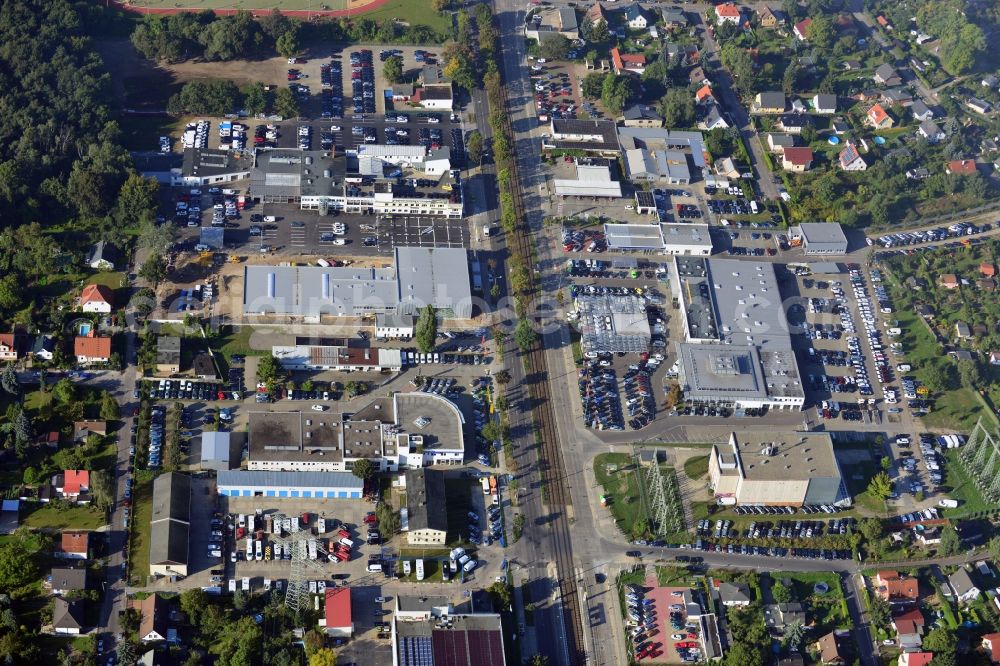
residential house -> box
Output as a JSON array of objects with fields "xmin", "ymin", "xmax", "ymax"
[
  {"xmin": 981, "ymin": 633, "xmax": 1000, "ymax": 663},
  {"xmin": 982, "ymin": 74, "xmax": 998, "ymax": 88},
  {"xmin": 80, "ymin": 284, "xmax": 114, "ymax": 314},
  {"xmin": 914, "ymin": 526, "xmax": 942, "ymax": 545},
  {"xmin": 917, "ymin": 304, "xmax": 935, "ymax": 319},
  {"xmin": 763, "ymin": 603, "xmax": 806, "ymax": 632},
  {"xmin": 716, "ymin": 581, "xmax": 751, "ymax": 607},
  {"xmin": 831, "ymin": 118, "xmax": 850, "ymax": 134},
  {"xmin": 52, "ymin": 598, "xmax": 85, "ymax": 635},
  {"xmin": 695, "ymin": 85, "xmax": 715, "ymax": 105},
  {"xmin": 74, "ymin": 335, "xmax": 112, "ymax": 365},
  {"xmin": 875, "ymin": 15, "xmax": 891, "ymax": 29},
  {"xmin": 907, "ymin": 168, "xmax": 931, "ymax": 180},
  {"xmin": 813, "ymin": 94, "xmax": 837, "ymax": 114},
  {"xmin": 192, "ymin": 353, "xmax": 217, "ymax": 380},
  {"xmin": 73, "ymin": 421, "xmax": 107, "ymax": 442},
  {"xmin": 918, "ymin": 119, "xmax": 945, "ymax": 143},
  {"xmin": 843, "ymin": 59, "xmax": 862, "ymax": 71},
  {"xmin": 939, "ymin": 274, "xmax": 960, "ymax": 290},
  {"xmin": 49, "ymin": 567, "xmax": 88, "ymax": 595},
  {"xmin": 756, "ymin": 3, "xmax": 780, "ymax": 27},
  {"xmin": 30, "ymin": 335, "xmax": 54, "ymax": 361},
  {"xmin": 812, "ymin": 631, "xmax": 847, "ymax": 664},
  {"xmin": 86, "ymin": 241, "xmax": 119, "ymax": 270},
  {"xmin": 874, "ymin": 63, "xmax": 902, "ymax": 87},
  {"xmin": 946, "ymin": 159, "xmax": 977, "ymax": 176},
  {"xmin": 661, "ymin": 7, "xmax": 688, "ymax": 29},
  {"xmin": 867, "ymin": 104, "xmax": 895, "ymax": 129},
  {"xmin": 977, "ymin": 278, "xmax": 997, "ymax": 293},
  {"xmin": 699, "ymin": 105, "xmax": 729, "ymax": 130},
  {"xmin": 715, "ymin": 157, "xmax": 742, "ymax": 179},
  {"xmin": 892, "ymin": 607, "xmax": 926, "ymax": 650},
  {"xmin": 980, "ymin": 262, "xmax": 996, "ymax": 277},
  {"xmin": 610, "ymin": 48, "xmax": 646, "ymax": 75},
  {"xmin": 882, "ymin": 88, "xmax": 914, "ymax": 107},
  {"xmin": 767, "ymin": 133, "xmax": 796, "ymax": 153},
  {"xmin": 138, "ymin": 595, "xmax": 169, "ymax": 643},
  {"xmin": 715, "ymin": 2, "xmax": 742, "ymax": 25},
  {"xmin": 778, "ymin": 114, "xmax": 811, "ymax": 134},
  {"xmin": 782, "ymin": 147, "xmax": 814, "ymax": 172},
  {"xmin": 874, "ymin": 571, "xmax": 920, "ymax": 606},
  {"xmin": 991, "ymin": 351, "xmax": 1000, "ymax": 366},
  {"xmin": 898, "ymin": 654, "xmax": 933, "ymax": 666},
  {"xmin": 687, "ymin": 65, "xmax": 708, "ymax": 85},
  {"xmin": 967, "ymin": 97, "xmax": 992, "ymax": 114},
  {"xmin": 948, "ymin": 567, "xmax": 981, "ymax": 604},
  {"xmin": 54, "ymin": 470, "xmax": 90, "ymax": 501},
  {"xmin": 623, "ymin": 3, "xmax": 651, "ymax": 28},
  {"xmin": 793, "ymin": 18, "xmax": 812, "ymax": 40},
  {"xmin": 752, "ymin": 91, "xmax": 786, "ymax": 114},
  {"xmin": 911, "ymin": 100, "xmax": 934, "ymax": 121},
  {"xmin": 0, "ymin": 334, "xmax": 18, "ymax": 362},
  {"xmin": 956, "ymin": 321, "xmax": 973, "ymax": 339},
  {"xmin": 586, "ymin": 2, "xmax": 607, "ymax": 26},
  {"xmin": 156, "ymin": 336, "xmax": 181, "ymax": 375},
  {"xmin": 56, "ymin": 532, "xmax": 90, "ymax": 560}
]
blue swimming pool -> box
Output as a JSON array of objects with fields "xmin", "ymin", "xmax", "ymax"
[{"xmin": 78, "ymin": 323, "xmax": 91, "ymax": 336}]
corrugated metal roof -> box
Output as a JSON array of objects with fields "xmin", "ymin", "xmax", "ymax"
[{"xmin": 217, "ymin": 470, "xmax": 363, "ymax": 489}]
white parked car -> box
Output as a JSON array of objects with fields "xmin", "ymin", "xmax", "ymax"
[
  {"xmin": 311, "ymin": 404, "xmax": 327, "ymax": 411},
  {"xmin": 331, "ymin": 239, "xmax": 346, "ymax": 245}
]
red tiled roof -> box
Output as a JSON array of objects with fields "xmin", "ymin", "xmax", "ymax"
[
  {"xmin": 610, "ymin": 47, "xmax": 624, "ymax": 73},
  {"xmin": 902, "ymin": 653, "xmax": 933, "ymax": 666},
  {"xmin": 81, "ymin": 284, "xmax": 114, "ymax": 306},
  {"xmin": 325, "ymin": 587, "xmax": 352, "ymax": 629},
  {"xmin": 0, "ymin": 333, "xmax": 14, "ymax": 350},
  {"xmin": 783, "ymin": 147, "xmax": 814, "ymax": 166},
  {"xmin": 74, "ymin": 336, "xmax": 111, "ymax": 359},
  {"xmin": 620, "ymin": 53, "xmax": 646, "ymax": 66},
  {"xmin": 982, "ymin": 632, "xmax": 1000, "ymax": 662},
  {"xmin": 868, "ymin": 104, "xmax": 890, "ymax": 125},
  {"xmin": 795, "ymin": 18, "xmax": 813, "ymax": 36},
  {"xmin": 62, "ymin": 470, "xmax": 89, "ymax": 495},
  {"xmin": 716, "ymin": 2, "xmax": 741, "ymax": 17},
  {"xmin": 696, "ymin": 85, "xmax": 714, "ymax": 102},
  {"xmin": 60, "ymin": 532, "xmax": 89, "ymax": 555},
  {"xmin": 947, "ymin": 159, "xmax": 977, "ymax": 175},
  {"xmin": 876, "ymin": 15, "xmax": 889, "ymax": 26}
]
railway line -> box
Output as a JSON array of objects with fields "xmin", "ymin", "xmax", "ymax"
[{"xmin": 489, "ymin": 30, "xmax": 587, "ymax": 665}]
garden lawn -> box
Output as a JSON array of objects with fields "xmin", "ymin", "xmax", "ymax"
[
  {"xmin": 127, "ymin": 474, "xmax": 155, "ymax": 586},
  {"xmin": 683, "ymin": 455, "xmax": 709, "ymax": 480},
  {"xmin": 22, "ymin": 504, "xmax": 106, "ymax": 530},
  {"xmin": 594, "ymin": 453, "xmax": 647, "ymax": 539},
  {"xmin": 360, "ymin": 0, "xmax": 451, "ymax": 32},
  {"xmin": 783, "ymin": 571, "xmax": 850, "ymax": 632}
]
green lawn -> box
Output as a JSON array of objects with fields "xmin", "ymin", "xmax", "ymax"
[
  {"xmin": 781, "ymin": 571, "xmax": 850, "ymax": 632},
  {"xmin": 89, "ymin": 271, "xmax": 126, "ymax": 289},
  {"xmin": 941, "ymin": 448, "xmax": 996, "ymax": 517},
  {"xmin": 22, "ymin": 504, "xmax": 106, "ymax": 530},
  {"xmin": 205, "ymin": 325, "xmax": 265, "ymax": 373},
  {"xmin": 396, "ymin": 557, "xmax": 446, "ymax": 583},
  {"xmin": 594, "ymin": 453, "xmax": 647, "ymax": 538},
  {"xmin": 920, "ymin": 387, "xmax": 990, "ymax": 432},
  {"xmin": 683, "ymin": 455, "xmax": 709, "ymax": 481},
  {"xmin": 127, "ymin": 474, "xmax": 155, "ymax": 586}
]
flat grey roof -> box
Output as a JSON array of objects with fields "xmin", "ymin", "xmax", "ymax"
[
  {"xmin": 397, "ymin": 595, "xmax": 450, "ymax": 612},
  {"xmin": 242, "ymin": 265, "xmax": 396, "ymax": 317},
  {"xmin": 182, "ymin": 148, "xmax": 253, "ymax": 179},
  {"xmin": 150, "ymin": 472, "xmax": 190, "ymax": 567},
  {"xmin": 248, "ymin": 410, "xmax": 343, "ymax": 465},
  {"xmin": 395, "ymin": 246, "xmax": 473, "ymax": 319},
  {"xmin": 217, "ymin": 470, "xmax": 363, "ymax": 489},
  {"xmin": 405, "ymin": 468, "xmax": 448, "ymax": 534},
  {"xmin": 605, "ymin": 223, "xmax": 664, "ymax": 250},
  {"xmin": 376, "ymin": 313, "xmax": 415, "ymax": 329},
  {"xmin": 394, "ymin": 392, "xmax": 465, "ymax": 454},
  {"xmin": 678, "ymin": 343, "xmax": 768, "ymax": 399},
  {"xmin": 798, "ymin": 223, "xmax": 847, "ymax": 245},
  {"xmin": 201, "ymin": 431, "xmax": 230, "ymax": 463},
  {"xmin": 706, "ymin": 258, "xmax": 790, "ymax": 350},
  {"xmin": 718, "ymin": 431, "xmax": 841, "ymax": 481}
]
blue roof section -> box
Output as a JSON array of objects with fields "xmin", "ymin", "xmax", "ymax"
[{"xmin": 217, "ymin": 470, "xmax": 363, "ymax": 489}]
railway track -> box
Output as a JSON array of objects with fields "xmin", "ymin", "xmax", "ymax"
[{"xmin": 491, "ymin": 50, "xmax": 587, "ymax": 665}]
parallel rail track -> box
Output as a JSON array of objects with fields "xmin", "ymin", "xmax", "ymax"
[{"xmin": 491, "ymin": 51, "xmax": 587, "ymax": 664}]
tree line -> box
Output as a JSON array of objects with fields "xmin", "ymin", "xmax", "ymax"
[{"xmin": 132, "ymin": 8, "xmax": 453, "ymax": 65}]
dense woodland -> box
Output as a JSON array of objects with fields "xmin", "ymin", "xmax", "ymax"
[{"xmin": 131, "ymin": 8, "xmax": 453, "ymax": 65}]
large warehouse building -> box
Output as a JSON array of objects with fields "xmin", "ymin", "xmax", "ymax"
[
  {"xmin": 708, "ymin": 432, "xmax": 850, "ymax": 507},
  {"xmin": 791, "ymin": 223, "xmax": 848, "ymax": 255},
  {"xmin": 272, "ymin": 342, "xmax": 403, "ymax": 372},
  {"xmin": 149, "ymin": 472, "xmax": 190, "ymax": 577},
  {"xmin": 246, "ymin": 392, "xmax": 465, "ymax": 473},
  {"xmin": 575, "ymin": 294, "xmax": 651, "ymax": 354},
  {"xmin": 216, "ymin": 471, "xmax": 364, "ymax": 498},
  {"xmin": 242, "ymin": 246, "xmax": 473, "ymax": 320},
  {"xmin": 250, "ymin": 148, "xmax": 462, "ymax": 218},
  {"xmin": 392, "ymin": 597, "xmax": 506, "ymax": 666},
  {"xmin": 604, "ymin": 222, "xmax": 713, "ymax": 255},
  {"xmin": 671, "ymin": 256, "xmax": 804, "ymax": 411}
]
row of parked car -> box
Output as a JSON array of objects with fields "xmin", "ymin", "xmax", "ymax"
[
  {"xmin": 148, "ymin": 405, "xmax": 166, "ymax": 469},
  {"xmin": 348, "ymin": 49, "xmax": 377, "ymax": 115},
  {"xmin": 150, "ymin": 379, "xmax": 231, "ymax": 401},
  {"xmin": 471, "ymin": 377, "xmax": 496, "ymax": 467},
  {"xmin": 626, "ymin": 585, "xmax": 666, "ymax": 662},
  {"xmin": 467, "ymin": 505, "xmax": 502, "ymax": 547},
  {"xmin": 733, "ymin": 503, "xmax": 842, "ymax": 515},
  {"xmin": 873, "ymin": 222, "xmax": 990, "ymax": 247},
  {"xmin": 624, "ymin": 364, "xmax": 657, "ymax": 430}
]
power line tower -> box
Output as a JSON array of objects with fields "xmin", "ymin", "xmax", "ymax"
[
  {"xmin": 268, "ymin": 513, "xmax": 332, "ymax": 613},
  {"xmin": 644, "ymin": 461, "xmax": 674, "ymax": 537}
]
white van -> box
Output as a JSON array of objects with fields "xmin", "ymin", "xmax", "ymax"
[{"xmin": 263, "ymin": 215, "xmax": 277, "ymax": 223}]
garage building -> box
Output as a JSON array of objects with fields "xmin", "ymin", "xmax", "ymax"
[
  {"xmin": 405, "ymin": 468, "xmax": 448, "ymax": 546},
  {"xmin": 604, "ymin": 223, "xmax": 713, "ymax": 255},
  {"xmin": 708, "ymin": 431, "xmax": 850, "ymax": 507},
  {"xmin": 216, "ymin": 470, "xmax": 364, "ymax": 499},
  {"xmin": 792, "ymin": 223, "xmax": 848, "ymax": 255},
  {"xmin": 149, "ymin": 472, "xmax": 190, "ymax": 578}
]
